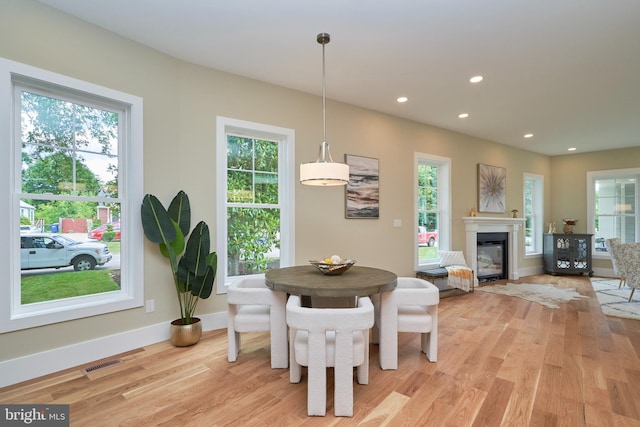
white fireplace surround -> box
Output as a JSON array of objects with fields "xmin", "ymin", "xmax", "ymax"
[{"xmin": 463, "ymin": 217, "xmax": 526, "ymax": 285}]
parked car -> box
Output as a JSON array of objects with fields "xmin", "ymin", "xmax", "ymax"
[
  {"xmin": 418, "ymin": 226, "xmax": 438, "ymax": 246},
  {"xmin": 21, "ymin": 233, "xmax": 112, "ymax": 271},
  {"xmin": 594, "ymin": 237, "xmax": 607, "ymax": 252},
  {"xmin": 88, "ymin": 221, "xmax": 121, "ymax": 241}
]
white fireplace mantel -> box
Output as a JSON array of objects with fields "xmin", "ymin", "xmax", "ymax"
[{"xmin": 463, "ymin": 217, "xmax": 526, "ymax": 285}]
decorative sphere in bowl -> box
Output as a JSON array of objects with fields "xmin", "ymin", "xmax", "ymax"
[{"xmin": 309, "ymin": 258, "xmax": 356, "ymax": 275}]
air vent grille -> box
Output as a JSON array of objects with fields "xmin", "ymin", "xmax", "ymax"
[{"xmin": 81, "ymin": 359, "xmax": 122, "ymax": 375}]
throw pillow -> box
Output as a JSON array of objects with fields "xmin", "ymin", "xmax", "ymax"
[{"xmin": 439, "ymin": 250, "xmax": 467, "ymax": 267}]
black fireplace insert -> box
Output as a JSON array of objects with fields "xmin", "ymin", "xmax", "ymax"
[{"xmin": 477, "ymin": 232, "xmax": 508, "ymax": 282}]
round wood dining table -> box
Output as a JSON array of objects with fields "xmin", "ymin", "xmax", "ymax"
[{"xmin": 265, "ymin": 265, "xmax": 397, "ymax": 298}]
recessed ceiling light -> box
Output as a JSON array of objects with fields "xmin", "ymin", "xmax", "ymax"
[
  {"xmin": 469, "ymin": 75, "xmax": 484, "ymax": 83},
  {"xmin": 396, "ymin": 96, "xmax": 408, "ymax": 103},
  {"xmin": 524, "ymin": 133, "xmax": 534, "ymax": 138},
  {"xmin": 458, "ymin": 113, "xmax": 469, "ymax": 118},
  {"xmin": 568, "ymin": 147, "xmax": 577, "ymax": 151}
]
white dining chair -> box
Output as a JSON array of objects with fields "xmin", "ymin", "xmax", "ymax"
[
  {"xmin": 287, "ymin": 294, "xmax": 374, "ymax": 417},
  {"xmin": 227, "ymin": 276, "xmax": 288, "ymax": 369},
  {"xmin": 618, "ymin": 242, "xmax": 640, "ymax": 302},
  {"xmin": 379, "ymin": 277, "xmax": 439, "ymax": 370},
  {"xmin": 605, "ymin": 238, "xmax": 626, "ymax": 289}
]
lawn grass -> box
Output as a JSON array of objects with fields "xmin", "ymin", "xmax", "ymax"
[
  {"xmin": 21, "ymin": 270, "xmax": 120, "ymax": 304},
  {"xmin": 419, "ymin": 246, "xmax": 438, "ymax": 261},
  {"xmin": 105, "ymin": 241, "xmax": 120, "ymax": 254}
]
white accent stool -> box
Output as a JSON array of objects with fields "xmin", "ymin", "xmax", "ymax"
[
  {"xmin": 287, "ymin": 295, "xmax": 374, "ymax": 417},
  {"xmin": 379, "ymin": 277, "xmax": 439, "ymax": 370},
  {"xmin": 227, "ymin": 276, "xmax": 288, "ymax": 369}
]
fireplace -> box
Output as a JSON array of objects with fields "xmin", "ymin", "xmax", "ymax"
[
  {"xmin": 476, "ymin": 232, "xmax": 508, "ymax": 282},
  {"xmin": 463, "ymin": 217, "xmax": 525, "ymax": 286}
]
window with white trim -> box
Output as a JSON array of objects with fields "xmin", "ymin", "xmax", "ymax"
[
  {"xmin": 523, "ymin": 173, "xmax": 543, "ymax": 255},
  {"xmin": 216, "ymin": 117, "xmax": 295, "ymax": 293},
  {"xmin": 0, "ymin": 58, "xmax": 144, "ymax": 333},
  {"xmin": 587, "ymin": 168, "xmax": 639, "ymax": 254},
  {"xmin": 415, "ymin": 152, "xmax": 451, "ymax": 269}
]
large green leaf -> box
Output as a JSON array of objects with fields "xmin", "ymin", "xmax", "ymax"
[
  {"xmin": 191, "ymin": 252, "xmax": 217, "ymax": 299},
  {"xmin": 159, "ymin": 219, "xmax": 185, "ymax": 259},
  {"xmin": 168, "ymin": 190, "xmax": 191, "ymax": 237},
  {"xmin": 141, "ymin": 194, "xmax": 176, "ymax": 245},
  {"xmin": 182, "ymin": 221, "xmax": 210, "ymax": 276}
]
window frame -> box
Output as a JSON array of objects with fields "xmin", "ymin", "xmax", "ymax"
[
  {"xmin": 0, "ymin": 57, "xmax": 144, "ymax": 333},
  {"xmin": 587, "ymin": 167, "xmax": 639, "ymax": 259},
  {"xmin": 215, "ymin": 116, "xmax": 295, "ymax": 293},
  {"xmin": 414, "ymin": 152, "xmax": 451, "ymax": 270},
  {"xmin": 523, "ymin": 173, "xmax": 544, "ymax": 256}
]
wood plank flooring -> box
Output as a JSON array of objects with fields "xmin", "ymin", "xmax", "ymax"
[{"xmin": 1, "ymin": 274, "xmax": 639, "ymax": 426}]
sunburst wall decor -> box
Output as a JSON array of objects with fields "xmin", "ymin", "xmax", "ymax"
[{"xmin": 478, "ymin": 164, "xmax": 506, "ymax": 213}]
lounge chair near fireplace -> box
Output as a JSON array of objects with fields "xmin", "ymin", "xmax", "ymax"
[{"xmin": 416, "ymin": 250, "xmax": 474, "ymax": 297}]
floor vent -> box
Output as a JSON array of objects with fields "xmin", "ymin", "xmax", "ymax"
[{"xmin": 82, "ymin": 359, "xmax": 123, "ymax": 375}]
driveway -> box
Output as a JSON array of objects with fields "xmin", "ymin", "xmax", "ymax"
[{"xmin": 20, "ymin": 232, "xmax": 120, "ymax": 276}]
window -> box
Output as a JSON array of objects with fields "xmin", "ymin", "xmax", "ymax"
[
  {"xmin": 216, "ymin": 117, "xmax": 295, "ymax": 292},
  {"xmin": 523, "ymin": 173, "xmax": 544, "ymax": 255},
  {"xmin": 415, "ymin": 152, "xmax": 451, "ymax": 269},
  {"xmin": 0, "ymin": 58, "xmax": 143, "ymax": 333},
  {"xmin": 587, "ymin": 168, "xmax": 639, "ymax": 254}
]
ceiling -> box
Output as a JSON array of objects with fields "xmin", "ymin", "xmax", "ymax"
[{"xmin": 36, "ymin": 0, "xmax": 640, "ymax": 156}]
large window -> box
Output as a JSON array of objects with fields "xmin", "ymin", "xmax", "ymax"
[
  {"xmin": 0, "ymin": 58, "xmax": 144, "ymax": 333},
  {"xmin": 588, "ymin": 168, "xmax": 639, "ymax": 254},
  {"xmin": 415, "ymin": 153, "xmax": 451, "ymax": 269},
  {"xmin": 216, "ymin": 117, "xmax": 295, "ymax": 292},
  {"xmin": 523, "ymin": 173, "xmax": 544, "ymax": 255}
]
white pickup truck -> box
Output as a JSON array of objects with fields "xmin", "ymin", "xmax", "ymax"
[{"xmin": 20, "ymin": 233, "xmax": 112, "ymax": 271}]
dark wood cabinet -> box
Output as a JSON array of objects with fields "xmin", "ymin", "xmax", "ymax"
[{"xmin": 543, "ymin": 233, "xmax": 593, "ymax": 276}]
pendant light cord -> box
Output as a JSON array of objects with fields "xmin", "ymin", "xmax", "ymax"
[{"xmin": 322, "ymin": 37, "xmax": 326, "ymax": 145}]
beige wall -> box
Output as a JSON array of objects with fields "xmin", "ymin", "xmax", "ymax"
[
  {"xmin": 550, "ymin": 148, "xmax": 640, "ymax": 271},
  {"xmin": 0, "ymin": 0, "xmax": 633, "ymax": 364}
]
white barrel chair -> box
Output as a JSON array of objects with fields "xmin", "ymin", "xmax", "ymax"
[
  {"xmin": 287, "ymin": 295, "xmax": 374, "ymax": 417},
  {"xmin": 379, "ymin": 277, "xmax": 439, "ymax": 370},
  {"xmin": 227, "ymin": 276, "xmax": 288, "ymax": 369}
]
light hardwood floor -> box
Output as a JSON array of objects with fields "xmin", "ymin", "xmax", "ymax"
[{"xmin": 1, "ymin": 274, "xmax": 639, "ymax": 426}]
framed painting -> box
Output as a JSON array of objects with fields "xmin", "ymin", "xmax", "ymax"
[
  {"xmin": 478, "ymin": 163, "xmax": 506, "ymax": 213},
  {"xmin": 345, "ymin": 154, "xmax": 379, "ymax": 218}
]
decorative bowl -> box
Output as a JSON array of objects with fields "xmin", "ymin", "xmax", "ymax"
[{"xmin": 309, "ymin": 259, "xmax": 356, "ymax": 275}]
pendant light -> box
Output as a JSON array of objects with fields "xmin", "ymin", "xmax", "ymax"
[{"xmin": 300, "ymin": 33, "xmax": 349, "ymax": 186}]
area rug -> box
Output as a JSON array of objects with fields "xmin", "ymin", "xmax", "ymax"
[
  {"xmin": 590, "ymin": 277, "xmax": 640, "ymax": 321},
  {"xmin": 477, "ymin": 283, "xmax": 588, "ymax": 309}
]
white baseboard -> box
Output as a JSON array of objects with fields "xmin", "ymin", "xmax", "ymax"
[
  {"xmin": 0, "ymin": 311, "xmax": 227, "ymax": 388},
  {"xmin": 591, "ymin": 267, "xmax": 614, "ymax": 278},
  {"xmin": 518, "ymin": 265, "xmax": 545, "ymax": 278}
]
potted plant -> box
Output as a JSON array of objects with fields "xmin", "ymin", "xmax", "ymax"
[{"xmin": 141, "ymin": 190, "xmax": 218, "ymax": 346}]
